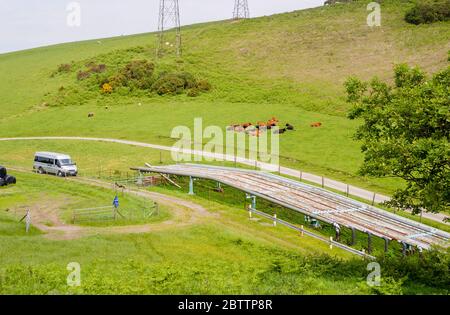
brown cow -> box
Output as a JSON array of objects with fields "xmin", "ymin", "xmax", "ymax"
[
  {"xmin": 273, "ymin": 128, "xmax": 286, "ymax": 134},
  {"xmin": 310, "ymin": 122, "xmax": 322, "ymax": 127}
]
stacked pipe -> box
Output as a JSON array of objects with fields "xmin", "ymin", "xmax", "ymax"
[{"xmin": 0, "ymin": 165, "xmax": 16, "ymax": 186}]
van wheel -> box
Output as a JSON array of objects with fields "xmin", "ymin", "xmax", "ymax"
[
  {"xmin": 57, "ymin": 171, "xmax": 64, "ymax": 177},
  {"xmin": 37, "ymin": 167, "xmax": 45, "ymax": 174}
]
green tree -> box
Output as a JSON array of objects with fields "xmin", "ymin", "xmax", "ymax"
[{"xmin": 345, "ymin": 64, "xmax": 450, "ymax": 214}]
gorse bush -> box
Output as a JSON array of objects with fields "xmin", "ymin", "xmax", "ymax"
[
  {"xmin": 405, "ymin": 0, "xmax": 450, "ymax": 24},
  {"xmin": 57, "ymin": 63, "xmax": 72, "ymax": 73},
  {"xmin": 49, "ymin": 47, "xmax": 212, "ymax": 106},
  {"xmin": 76, "ymin": 70, "xmax": 90, "ymax": 81},
  {"xmin": 152, "ymin": 73, "xmax": 186, "ymax": 95},
  {"xmin": 102, "ymin": 61, "xmax": 212, "ymax": 96},
  {"xmin": 119, "ymin": 60, "xmax": 155, "ymax": 89},
  {"xmin": 187, "ymin": 88, "xmax": 200, "ymax": 97},
  {"xmin": 101, "ymin": 83, "xmax": 113, "ymax": 94},
  {"xmin": 76, "ymin": 63, "xmax": 107, "ymax": 81},
  {"xmin": 196, "ymin": 79, "xmax": 212, "ymax": 92}
]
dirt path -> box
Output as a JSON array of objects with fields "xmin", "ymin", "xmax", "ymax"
[
  {"xmin": 8, "ymin": 173, "xmax": 215, "ymax": 240},
  {"xmin": 0, "ymin": 136, "xmax": 390, "ymax": 202}
]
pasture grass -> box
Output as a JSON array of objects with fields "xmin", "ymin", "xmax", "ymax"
[{"xmin": 1, "ymin": 1, "xmax": 449, "ymax": 197}]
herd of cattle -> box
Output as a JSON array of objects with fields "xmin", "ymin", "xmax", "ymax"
[
  {"xmin": 0, "ymin": 166, "xmax": 16, "ymax": 187},
  {"xmin": 227, "ymin": 117, "xmax": 322, "ymax": 137}
]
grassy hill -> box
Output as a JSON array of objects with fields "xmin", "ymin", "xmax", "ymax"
[
  {"xmin": 1, "ymin": 0, "xmax": 449, "ymax": 294},
  {"xmin": 1, "ymin": 172, "xmax": 447, "ymax": 294},
  {"xmin": 0, "ymin": 0, "xmax": 449, "ymax": 194},
  {"xmin": 0, "ymin": 171, "xmax": 365, "ymax": 294}
]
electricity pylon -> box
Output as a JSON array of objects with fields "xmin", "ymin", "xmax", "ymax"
[
  {"xmin": 157, "ymin": 0, "xmax": 181, "ymax": 57},
  {"xmin": 233, "ymin": 0, "xmax": 250, "ymax": 19}
]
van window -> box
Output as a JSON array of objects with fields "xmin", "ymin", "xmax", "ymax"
[
  {"xmin": 59, "ymin": 159, "xmax": 73, "ymax": 165},
  {"xmin": 56, "ymin": 160, "xmax": 61, "ymax": 167},
  {"xmin": 36, "ymin": 156, "xmax": 54, "ymax": 164},
  {"xmin": 35, "ymin": 156, "xmax": 47, "ymax": 163}
]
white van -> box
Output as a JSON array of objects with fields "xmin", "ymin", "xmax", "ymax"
[{"xmin": 33, "ymin": 152, "xmax": 78, "ymax": 177}]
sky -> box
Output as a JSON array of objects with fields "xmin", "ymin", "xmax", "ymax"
[{"xmin": 0, "ymin": 0, "xmax": 323, "ymax": 54}]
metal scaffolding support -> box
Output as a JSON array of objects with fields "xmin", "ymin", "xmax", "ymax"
[
  {"xmin": 246, "ymin": 193, "xmax": 256, "ymax": 209},
  {"xmin": 188, "ymin": 176, "xmax": 194, "ymax": 195},
  {"xmin": 384, "ymin": 237, "xmax": 389, "ymax": 253},
  {"xmin": 351, "ymin": 227, "xmax": 356, "ymax": 246},
  {"xmin": 132, "ymin": 164, "xmax": 450, "ymax": 250},
  {"xmin": 157, "ymin": 0, "xmax": 182, "ymax": 57},
  {"xmin": 367, "ymin": 232, "xmax": 372, "ymax": 254}
]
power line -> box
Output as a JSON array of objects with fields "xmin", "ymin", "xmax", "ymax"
[
  {"xmin": 157, "ymin": 0, "xmax": 181, "ymax": 57},
  {"xmin": 233, "ymin": 0, "xmax": 250, "ymax": 19}
]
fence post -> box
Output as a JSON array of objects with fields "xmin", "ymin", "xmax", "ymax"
[
  {"xmin": 346, "ymin": 184, "xmax": 349, "ymax": 197},
  {"xmin": 300, "ymin": 225, "xmax": 304, "ymax": 237},
  {"xmin": 371, "ymin": 193, "xmax": 376, "ymax": 206},
  {"xmin": 273, "ymin": 213, "xmax": 277, "ymax": 227},
  {"xmin": 329, "ymin": 236, "xmax": 333, "ymax": 249},
  {"xmin": 299, "ymin": 171, "xmax": 303, "ymax": 181},
  {"xmin": 321, "ymin": 176, "xmax": 324, "ymax": 188}
]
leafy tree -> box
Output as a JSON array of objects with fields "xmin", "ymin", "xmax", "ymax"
[{"xmin": 345, "ymin": 64, "xmax": 450, "ymax": 214}]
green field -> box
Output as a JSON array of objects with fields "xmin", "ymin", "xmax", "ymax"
[
  {"xmin": 1, "ymin": 171, "xmax": 447, "ymax": 294},
  {"xmin": 1, "ymin": 0, "xmax": 449, "ymax": 195},
  {"xmin": 1, "ymin": 0, "xmax": 449, "ymax": 295}
]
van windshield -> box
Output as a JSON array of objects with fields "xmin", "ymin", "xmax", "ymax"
[{"xmin": 58, "ymin": 159, "xmax": 74, "ymax": 166}]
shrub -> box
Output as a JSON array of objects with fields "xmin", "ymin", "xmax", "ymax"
[
  {"xmin": 370, "ymin": 277, "xmax": 405, "ymax": 295},
  {"xmin": 90, "ymin": 64, "xmax": 107, "ymax": 73},
  {"xmin": 187, "ymin": 88, "xmax": 200, "ymax": 97},
  {"xmin": 122, "ymin": 60, "xmax": 153, "ymax": 80},
  {"xmin": 405, "ymin": 0, "xmax": 450, "ymax": 24},
  {"xmin": 197, "ymin": 79, "xmax": 212, "ymax": 92},
  {"xmin": 101, "ymin": 83, "xmax": 113, "ymax": 94},
  {"xmin": 77, "ymin": 71, "xmax": 91, "ymax": 81},
  {"xmin": 108, "ymin": 73, "xmax": 127, "ymax": 89},
  {"xmin": 178, "ymin": 72, "xmax": 197, "ymax": 89},
  {"xmin": 151, "ymin": 73, "xmax": 211, "ymax": 96},
  {"xmin": 57, "ymin": 63, "xmax": 72, "ymax": 73},
  {"xmin": 152, "ymin": 74, "xmax": 186, "ymax": 95}
]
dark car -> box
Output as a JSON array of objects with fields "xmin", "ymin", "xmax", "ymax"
[{"xmin": 0, "ymin": 165, "xmax": 16, "ymax": 186}]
